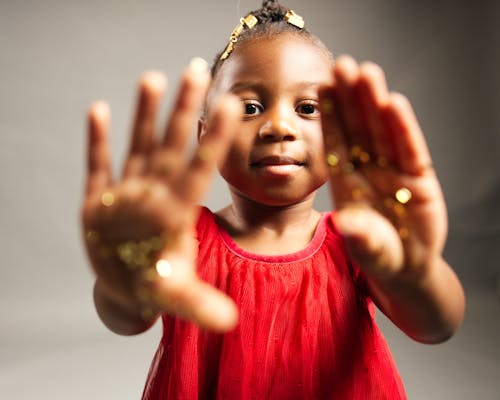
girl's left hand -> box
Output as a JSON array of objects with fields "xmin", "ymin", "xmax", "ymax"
[{"xmin": 318, "ymin": 55, "xmax": 447, "ymax": 281}]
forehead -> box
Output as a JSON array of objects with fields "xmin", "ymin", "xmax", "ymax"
[{"xmin": 214, "ymin": 33, "xmax": 333, "ymax": 93}]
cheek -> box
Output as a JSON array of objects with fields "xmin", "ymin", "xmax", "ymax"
[
  {"xmin": 220, "ymin": 125, "xmax": 254, "ymax": 165},
  {"xmin": 217, "ymin": 140, "xmax": 247, "ymax": 179},
  {"xmin": 303, "ymin": 123, "xmax": 326, "ymax": 154}
]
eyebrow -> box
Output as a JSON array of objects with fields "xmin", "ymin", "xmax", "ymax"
[
  {"xmin": 229, "ymin": 81, "xmax": 267, "ymax": 94},
  {"xmin": 229, "ymin": 81, "xmax": 324, "ymax": 94},
  {"xmin": 291, "ymin": 81, "xmax": 324, "ymax": 90}
]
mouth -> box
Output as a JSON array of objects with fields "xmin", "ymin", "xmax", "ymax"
[
  {"xmin": 250, "ymin": 155, "xmax": 305, "ymax": 168},
  {"xmin": 250, "ymin": 155, "xmax": 305, "ymax": 177}
]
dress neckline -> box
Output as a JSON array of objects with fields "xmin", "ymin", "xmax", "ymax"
[{"xmin": 215, "ymin": 212, "xmax": 330, "ymax": 263}]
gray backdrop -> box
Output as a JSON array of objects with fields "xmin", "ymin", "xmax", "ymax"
[{"xmin": 1, "ymin": 0, "xmax": 499, "ymax": 398}]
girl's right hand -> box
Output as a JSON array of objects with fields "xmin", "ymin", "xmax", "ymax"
[{"xmin": 81, "ymin": 59, "xmax": 240, "ymax": 333}]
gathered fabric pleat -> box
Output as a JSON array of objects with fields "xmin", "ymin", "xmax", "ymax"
[{"xmin": 142, "ymin": 207, "xmax": 406, "ymax": 400}]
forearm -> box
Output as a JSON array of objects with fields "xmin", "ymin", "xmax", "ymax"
[
  {"xmin": 367, "ymin": 256, "xmax": 465, "ymax": 344},
  {"xmin": 93, "ymin": 279, "xmax": 159, "ymax": 336}
]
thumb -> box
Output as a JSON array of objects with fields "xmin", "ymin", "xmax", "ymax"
[
  {"xmin": 154, "ymin": 263, "xmax": 240, "ymax": 332},
  {"xmin": 148, "ymin": 244, "xmax": 239, "ymax": 332},
  {"xmin": 332, "ymin": 206, "xmax": 404, "ymax": 279}
]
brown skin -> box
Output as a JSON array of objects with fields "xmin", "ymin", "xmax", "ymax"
[
  {"xmin": 83, "ymin": 34, "xmax": 465, "ymax": 343},
  {"xmin": 208, "ymin": 35, "xmax": 332, "ymax": 255},
  {"xmin": 318, "ymin": 56, "xmax": 465, "ymax": 343},
  {"xmin": 83, "ymin": 66, "xmax": 241, "ymax": 334}
]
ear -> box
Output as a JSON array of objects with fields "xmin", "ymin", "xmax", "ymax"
[{"xmin": 197, "ymin": 117, "xmax": 207, "ymax": 142}]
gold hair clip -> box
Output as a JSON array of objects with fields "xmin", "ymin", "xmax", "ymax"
[
  {"xmin": 284, "ymin": 10, "xmax": 305, "ymax": 29},
  {"xmin": 219, "ymin": 9, "xmax": 305, "ymax": 60},
  {"xmin": 220, "ymin": 14, "xmax": 259, "ymax": 60}
]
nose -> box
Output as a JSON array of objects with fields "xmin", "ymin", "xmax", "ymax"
[{"xmin": 258, "ymin": 105, "xmax": 298, "ymax": 142}]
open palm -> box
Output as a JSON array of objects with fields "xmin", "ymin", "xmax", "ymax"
[
  {"xmin": 81, "ymin": 61, "xmax": 239, "ymax": 332},
  {"xmin": 319, "ymin": 56, "xmax": 447, "ymax": 279}
]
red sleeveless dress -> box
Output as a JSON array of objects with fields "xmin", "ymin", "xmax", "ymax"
[{"xmin": 142, "ymin": 207, "xmax": 407, "ymax": 399}]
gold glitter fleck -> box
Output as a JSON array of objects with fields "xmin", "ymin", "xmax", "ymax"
[
  {"xmin": 376, "ymin": 156, "xmax": 388, "ymax": 168},
  {"xmin": 86, "ymin": 230, "xmax": 99, "ymax": 244},
  {"xmin": 320, "ymin": 99, "xmax": 334, "ymax": 114},
  {"xmin": 101, "ymin": 191, "xmax": 114, "ymax": 207},
  {"xmin": 395, "ymin": 188, "xmax": 412, "ymax": 204},
  {"xmin": 398, "ymin": 227, "xmax": 409, "ymax": 239},
  {"xmin": 156, "ymin": 259, "xmax": 173, "ymax": 278},
  {"xmin": 343, "ymin": 162, "xmax": 355, "ymax": 174},
  {"xmin": 326, "ymin": 152, "xmax": 340, "ymax": 167},
  {"xmin": 352, "ymin": 187, "xmax": 363, "ymax": 200}
]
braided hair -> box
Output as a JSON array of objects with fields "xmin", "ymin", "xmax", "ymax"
[
  {"xmin": 210, "ymin": 0, "xmax": 332, "ymax": 78},
  {"xmin": 255, "ymin": 0, "xmax": 289, "ymax": 22}
]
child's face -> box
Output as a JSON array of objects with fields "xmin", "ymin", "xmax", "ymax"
[{"xmin": 209, "ymin": 33, "xmax": 333, "ymax": 207}]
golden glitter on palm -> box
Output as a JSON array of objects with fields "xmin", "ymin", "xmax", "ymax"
[
  {"xmin": 81, "ymin": 60, "xmax": 240, "ymax": 334},
  {"xmin": 319, "ymin": 56, "xmax": 448, "ymax": 282}
]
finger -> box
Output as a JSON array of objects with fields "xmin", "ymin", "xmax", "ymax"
[
  {"xmin": 149, "ymin": 147, "xmax": 183, "ymax": 182},
  {"xmin": 160, "ymin": 276, "xmax": 239, "ymax": 332},
  {"xmin": 357, "ymin": 62, "xmax": 394, "ymax": 166},
  {"xmin": 319, "ymin": 86, "xmax": 352, "ymax": 191},
  {"xmin": 174, "ymin": 95, "xmax": 240, "ymax": 204},
  {"xmin": 332, "ymin": 206, "xmax": 404, "ymax": 278},
  {"xmin": 184, "ymin": 279, "xmax": 239, "ymax": 332},
  {"xmin": 382, "ymin": 93, "xmax": 433, "ymax": 175},
  {"xmin": 333, "ymin": 55, "xmax": 372, "ymax": 155},
  {"xmin": 319, "ymin": 86, "xmax": 373, "ymax": 207},
  {"xmin": 151, "ymin": 254, "xmax": 239, "ymax": 332},
  {"xmin": 86, "ymin": 101, "xmax": 112, "ymax": 196},
  {"xmin": 123, "ymin": 71, "xmax": 167, "ymax": 177},
  {"xmin": 162, "ymin": 57, "xmax": 210, "ymax": 154}
]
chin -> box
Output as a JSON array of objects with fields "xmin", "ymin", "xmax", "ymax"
[
  {"xmin": 226, "ymin": 172, "xmax": 328, "ymax": 206},
  {"xmin": 244, "ymin": 185, "xmax": 326, "ymax": 208}
]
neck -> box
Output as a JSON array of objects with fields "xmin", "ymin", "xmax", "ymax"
[{"xmin": 219, "ymin": 192, "xmax": 319, "ymax": 235}]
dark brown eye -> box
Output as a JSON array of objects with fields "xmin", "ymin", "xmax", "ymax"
[
  {"xmin": 242, "ymin": 99, "xmax": 264, "ymax": 116},
  {"xmin": 296, "ymin": 102, "xmax": 319, "ymax": 116}
]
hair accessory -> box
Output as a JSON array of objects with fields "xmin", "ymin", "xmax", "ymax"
[
  {"xmin": 284, "ymin": 10, "xmax": 305, "ymax": 29},
  {"xmin": 220, "ymin": 14, "xmax": 259, "ymax": 60},
  {"xmin": 219, "ymin": 9, "xmax": 305, "ymax": 61}
]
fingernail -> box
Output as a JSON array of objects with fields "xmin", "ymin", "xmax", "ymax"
[
  {"xmin": 189, "ymin": 57, "xmax": 208, "ymax": 74},
  {"xmin": 141, "ymin": 70, "xmax": 167, "ymax": 91},
  {"xmin": 90, "ymin": 100, "xmax": 110, "ymax": 119}
]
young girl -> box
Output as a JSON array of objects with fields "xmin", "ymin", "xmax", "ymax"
[{"xmin": 82, "ymin": 1, "xmax": 465, "ymax": 398}]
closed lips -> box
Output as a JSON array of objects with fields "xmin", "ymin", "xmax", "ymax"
[{"xmin": 250, "ymin": 156, "xmax": 305, "ymax": 167}]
